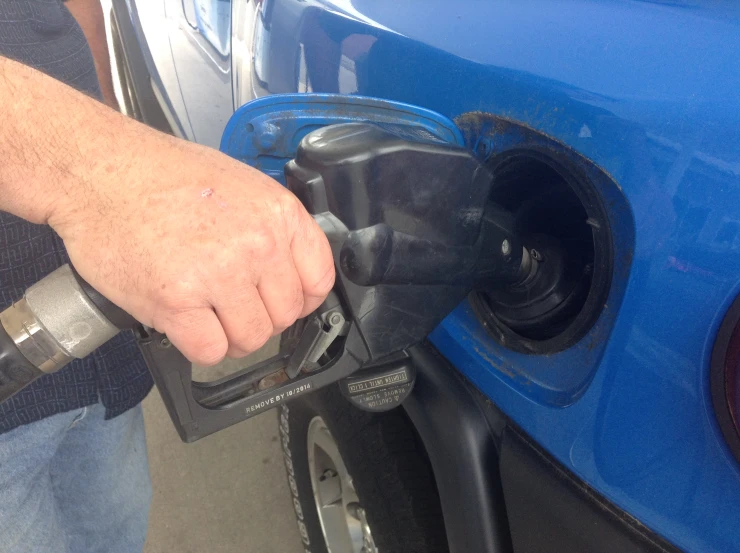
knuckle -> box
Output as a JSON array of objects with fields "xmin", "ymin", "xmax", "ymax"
[
  {"xmin": 309, "ymin": 263, "xmax": 336, "ymax": 297},
  {"xmin": 236, "ymin": 320, "xmax": 273, "ymax": 353},
  {"xmin": 158, "ymin": 308, "xmax": 227, "ymax": 366},
  {"xmin": 187, "ymin": 332, "xmax": 228, "ymax": 366},
  {"xmin": 272, "ymin": 292, "xmax": 305, "ymax": 331},
  {"xmin": 277, "ymin": 191, "xmax": 304, "ymax": 222},
  {"xmin": 194, "ymin": 342, "xmax": 227, "ymax": 366},
  {"xmin": 155, "ymin": 277, "xmax": 193, "ymax": 307},
  {"xmin": 248, "ymin": 227, "xmax": 277, "ymax": 260}
]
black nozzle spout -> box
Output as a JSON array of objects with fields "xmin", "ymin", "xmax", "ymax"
[{"xmin": 339, "ymin": 203, "xmax": 531, "ymax": 289}]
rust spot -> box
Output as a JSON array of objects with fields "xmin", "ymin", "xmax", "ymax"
[
  {"xmin": 472, "ymin": 344, "xmax": 516, "ymax": 379},
  {"xmin": 259, "ymin": 369, "xmax": 289, "ymax": 390},
  {"xmin": 454, "ymin": 111, "xmax": 622, "ymax": 187}
]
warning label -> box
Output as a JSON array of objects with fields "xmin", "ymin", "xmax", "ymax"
[{"xmin": 347, "ymin": 369, "xmax": 409, "ymax": 395}]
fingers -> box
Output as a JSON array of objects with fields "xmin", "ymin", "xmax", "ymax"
[
  {"xmin": 257, "ymin": 256, "xmax": 305, "ymax": 334},
  {"xmin": 151, "ymin": 186, "xmax": 336, "ymax": 365},
  {"xmin": 163, "ymin": 307, "xmax": 228, "ymax": 366},
  {"xmin": 291, "ymin": 210, "xmax": 335, "ymax": 317},
  {"xmin": 214, "ymin": 227, "xmax": 331, "ymax": 360},
  {"xmin": 215, "ymin": 288, "xmax": 274, "ymax": 358}
]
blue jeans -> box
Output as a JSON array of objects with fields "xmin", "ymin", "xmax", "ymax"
[{"xmin": 0, "ymin": 403, "xmax": 151, "ymax": 553}]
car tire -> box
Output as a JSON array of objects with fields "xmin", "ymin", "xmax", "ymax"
[{"xmin": 278, "ymin": 384, "xmax": 449, "ymax": 553}]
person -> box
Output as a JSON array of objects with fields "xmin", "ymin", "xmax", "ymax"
[{"xmin": 0, "ymin": 1, "xmax": 335, "ymax": 552}]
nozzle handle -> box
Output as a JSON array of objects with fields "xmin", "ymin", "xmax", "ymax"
[{"xmin": 69, "ymin": 266, "xmax": 137, "ymax": 329}]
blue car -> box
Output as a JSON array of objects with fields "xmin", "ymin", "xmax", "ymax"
[{"xmin": 110, "ymin": 1, "xmax": 740, "ymax": 552}]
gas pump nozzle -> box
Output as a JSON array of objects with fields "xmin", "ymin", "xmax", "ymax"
[{"xmin": 0, "ymin": 123, "xmax": 554, "ymax": 442}]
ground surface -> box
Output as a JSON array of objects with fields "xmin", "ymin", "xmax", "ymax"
[{"xmin": 142, "ymin": 344, "xmax": 304, "ymax": 553}]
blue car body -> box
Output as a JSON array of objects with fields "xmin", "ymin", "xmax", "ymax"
[{"xmin": 113, "ymin": 1, "xmax": 740, "ymax": 551}]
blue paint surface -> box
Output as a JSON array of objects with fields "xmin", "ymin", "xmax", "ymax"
[
  {"xmin": 154, "ymin": 0, "xmax": 740, "ymax": 550},
  {"xmin": 237, "ymin": 2, "xmax": 740, "ymax": 550}
]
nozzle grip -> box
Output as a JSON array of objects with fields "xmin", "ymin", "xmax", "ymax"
[
  {"xmin": 0, "ymin": 265, "xmax": 137, "ymax": 406},
  {"xmin": 69, "ymin": 266, "xmax": 137, "ymax": 329}
]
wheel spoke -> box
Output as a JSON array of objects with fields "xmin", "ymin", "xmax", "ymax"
[
  {"xmin": 312, "ymin": 426, "xmax": 342, "ymax": 464},
  {"xmin": 317, "ymin": 471, "xmax": 342, "ymax": 505},
  {"xmin": 307, "ymin": 416, "xmax": 378, "ymax": 553},
  {"xmin": 318, "ymin": 500, "xmax": 354, "ymax": 552}
]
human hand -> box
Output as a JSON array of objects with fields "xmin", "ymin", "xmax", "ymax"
[{"xmin": 49, "ymin": 130, "xmax": 335, "ymax": 365}]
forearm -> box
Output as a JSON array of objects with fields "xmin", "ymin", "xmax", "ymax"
[
  {"xmin": 65, "ymin": 0, "xmax": 118, "ymax": 109},
  {"xmin": 0, "ymin": 55, "xmax": 334, "ymax": 367},
  {"xmin": 0, "ymin": 55, "xmax": 156, "ymax": 226}
]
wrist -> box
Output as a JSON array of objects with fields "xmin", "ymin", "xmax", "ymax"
[{"xmin": 46, "ymin": 109, "xmax": 150, "ymax": 235}]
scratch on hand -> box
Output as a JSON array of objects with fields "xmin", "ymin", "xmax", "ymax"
[{"xmin": 202, "ymin": 188, "xmax": 226, "ymax": 209}]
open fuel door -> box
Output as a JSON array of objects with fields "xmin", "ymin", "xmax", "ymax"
[
  {"xmin": 137, "ymin": 93, "xmax": 551, "ymax": 442},
  {"xmin": 219, "ymin": 94, "xmax": 465, "ymax": 183}
]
